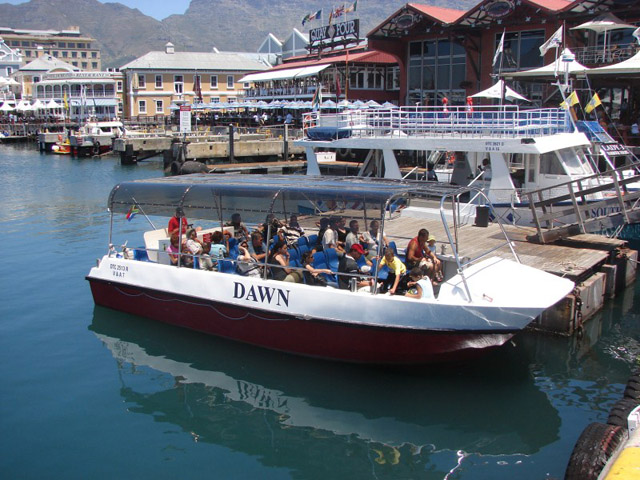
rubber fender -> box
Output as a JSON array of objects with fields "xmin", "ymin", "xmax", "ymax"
[
  {"xmin": 170, "ymin": 161, "xmax": 181, "ymax": 176},
  {"xmin": 564, "ymin": 422, "xmax": 627, "ymax": 480},
  {"xmin": 180, "ymin": 160, "xmax": 208, "ymax": 174},
  {"xmin": 607, "ymin": 397, "xmax": 640, "ymax": 427}
]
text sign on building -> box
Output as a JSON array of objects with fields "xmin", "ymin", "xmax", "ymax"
[
  {"xmin": 179, "ymin": 105, "xmax": 191, "ymax": 134},
  {"xmin": 309, "ymin": 19, "xmax": 359, "ymax": 47}
]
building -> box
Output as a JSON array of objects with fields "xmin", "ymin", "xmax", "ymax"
[
  {"xmin": 119, "ymin": 43, "xmax": 271, "ymax": 118},
  {"xmin": 0, "ymin": 26, "xmax": 101, "ymax": 71},
  {"xmin": 367, "ymin": 0, "xmax": 640, "ymax": 107},
  {"xmin": 13, "ymin": 54, "xmax": 80, "ymax": 100},
  {"xmin": 0, "ymin": 36, "xmax": 22, "ymax": 78}
]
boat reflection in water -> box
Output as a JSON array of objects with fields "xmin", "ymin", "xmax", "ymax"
[{"xmin": 90, "ymin": 306, "xmax": 562, "ymax": 477}]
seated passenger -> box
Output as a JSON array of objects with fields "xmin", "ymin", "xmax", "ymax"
[
  {"xmin": 199, "ymin": 242, "xmax": 215, "ymax": 271},
  {"xmin": 185, "ymin": 228, "xmax": 203, "ymax": 257},
  {"xmin": 209, "ymin": 231, "xmax": 228, "ymax": 268},
  {"xmin": 166, "ymin": 232, "xmax": 181, "ymax": 266},
  {"xmin": 260, "ymin": 213, "xmax": 284, "ymax": 242},
  {"xmin": 268, "ymin": 241, "xmax": 302, "ymax": 283},
  {"xmin": 314, "ymin": 217, "xmax": 330, "ymax": 252},
  {"xmin": 404, "ymin": 268, "xmax": 435, "ymax": 300},
  {"xmin": 345, "ymin": 219, "xmax": 363, "ymax": 252},
  {"xmin": 248, "ymin": 231, "xmax": 268, "ymax": 262},
  {"xmin": 279, "ymin": 214, "xmax": 305, "ymax": 246},
  {"xmin": 406, "ymin": 228, "xmax": 436, "ymax": 279},
  {"xmin": 301, "ymin": 251, "xmax": 332, "ymax": 287},
  {"xmin": 236, "ymin": 240, "xmax": 262, "ymax": 278},
  {"xmin": 378, "ymin": 248, "xmax": 408, "ymax": 295},
  {"xmin": 225, "ymin": 212, "xmax": 250, "ymax": 242},
  {"xmin": 338, "ymin": 244, "xmax": 372, "ymax": 291},
  {"xmin": 361, "ymin": 220, "xmax": 388, "ymax": 258},
  {"xmin": 322, "ymin": 217, "xmax": 344, "ymax": 252},
  {"xmin": 426, "ymin": 235, "xmax": 444, "ymax": 282}
]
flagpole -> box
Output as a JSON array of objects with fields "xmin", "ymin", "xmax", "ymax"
[
  {"xmin": 130, "ymin": 198, "xmax": 157, "ymax": 230},
  {"xmin": 499, "ymin": 29, "xmax": 506, "ymax": 106}
]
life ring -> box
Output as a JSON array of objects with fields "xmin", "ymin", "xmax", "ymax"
[{"xmin": 92, "ymin": 142, "xmax": 100, "ymax": 156}]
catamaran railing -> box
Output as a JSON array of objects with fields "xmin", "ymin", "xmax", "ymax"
[{"xmin": 303, "ymin": 106, "xmax": 572, "ymax": 140}]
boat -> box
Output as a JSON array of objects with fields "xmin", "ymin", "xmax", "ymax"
[
  {"xmin": 297, "ymin": 105, "xmax": 640, "ymax": 238},
  {"xmin": 69, "ymin": 120, "xmax": 124, "ymax": 157},
  {"xmin": 86, "ymin": 174, "xmax": 574, "ymax": 364},
  {"xmin": 51, "ymin": 136, "xmax": 71, "ymax": 154}
]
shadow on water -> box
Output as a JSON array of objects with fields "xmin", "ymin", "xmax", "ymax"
[{"xmin": 90, "ymin": 306, "xmax": 561, "ymax": 478}]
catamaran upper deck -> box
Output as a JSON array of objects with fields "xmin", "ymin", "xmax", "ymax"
[{"xmin": 298, "ymin": 106, "xmax": 590, "ymax": 155}]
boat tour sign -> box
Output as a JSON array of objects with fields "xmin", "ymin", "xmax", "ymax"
[
  {"xmin": 309, "ymin": 19, "xmax": 359, "ymax": 53},
  {"xmin": 179, "ymin": 105, "xmax": 191, "ymax": 134}
]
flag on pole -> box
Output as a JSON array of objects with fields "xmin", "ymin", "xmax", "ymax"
[
  {"xmin": 330, "ymin": 5, "xmax": 345, "ymax": 24},
  {"xmin": 302, "ymin": 9, "xmax": 322, "ymax": 26},
  {"xmin": 345, "ymin": 0, "xmax": 357, "ymax": 13},
  {"xmin": 126, "ymin": 205, "xmax": 139, "ymax": 221},
  {"xmin": 540, "ymin": 26, "xmax": 563, "ymax": 56},
  {"xmin": 633, "ymin": 27, "xmax": 640, "ymax": 45},
  {"xmin": 335, "ymin": 72, "xmax": 341, "ymax": 99},
  {"xmin": 584, "ymin": 93, "xmax": 602, "ymax": 114},
  {"xmin": 560, "ymin": 90, "xmax": 579, "ymax": 109},
  {"xmin": 63, "ymin": 92, "xmax": 68, "ymax": 110},
  {"xmin": 311, "ymin": 86, "xmax": 322, "ymax": 110},
  {"xmin": 493, "ymin": 31, "xmax": 505, "ymax": 68}
]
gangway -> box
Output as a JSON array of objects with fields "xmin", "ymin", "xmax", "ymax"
[{"xmin": 525, "ymin": 166, "xmax": 640, "ymax": 243}]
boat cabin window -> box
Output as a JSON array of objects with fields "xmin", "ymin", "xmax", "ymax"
[
  {"xmin": 557, "ymin": 148, "xmax": 593, "ymax": 176},
  {"xmin": 526, "ymin": 154, "xmax": 537, "ymax": 184},
  {"xmin": 539, "ymin": 152, "xmax": 565, "ymax": 176}
]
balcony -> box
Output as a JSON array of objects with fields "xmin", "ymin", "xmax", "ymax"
[{"xmin": 573, "ymin": 43, "xmax": 639, "ymax": 66}]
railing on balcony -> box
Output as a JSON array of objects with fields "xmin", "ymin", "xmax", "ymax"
[
  {"xmin": 245, "ymin": 85, "xmax": 337, "ymax": 99},
  {"xmin": 573, "ymin": 43, "xmax": 639, "ymax": 65}
]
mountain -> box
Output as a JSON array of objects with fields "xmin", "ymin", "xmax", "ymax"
[{"xmin": 0, "ymin": 0, "xmax": 476, "ymax": 68}]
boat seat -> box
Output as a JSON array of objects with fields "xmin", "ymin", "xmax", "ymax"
[
  {"xmin": 133, "ymin": 248, "xmax": 149, "ymax": 262},
  {"xmin": 324, "ymin": 247, "xmax": 340, "ymax": 271},
  {"xmin": 218, "ymin": 259, "xmax": 236, "ymax": 274},
  {"xmin": 313, "ymin": 251, "xmax": 329, "ymax": 270}
]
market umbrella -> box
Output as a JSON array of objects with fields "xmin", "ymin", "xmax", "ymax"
[
  {"xmin": 366, "ymin": 100, "xmax": 381, "ymax": 108},
  {"xmin": 32, "ymin": 99, "xmax": 46, "ymax": 110},
  {"xmin": 587, "ymin": 50, "xmax": 640, "ymax": 76},
  {"xmin": 571, "ymin": 13, "xmax": 637, "ymax": 62},
  {"xmin": 0, "ymin": 102, "xmax": 14, "ymax": 112},
  {"xmin": 45, "ymin": 99, "xmax": 62, "ymax": 109},
  {"xmin": 381, "ymin": 101, "xmax": 399, "ymax": 109},
  {"xmin": 470, "ymin": 80, "xmax": 530, "ymax": 102},
  {"xmin": 506, "ymin": 49, "xmax": 589, "ymax": 78},
  {"xmin": 16, "ymin": 100, "xmax": 33, "ymax": 111}
]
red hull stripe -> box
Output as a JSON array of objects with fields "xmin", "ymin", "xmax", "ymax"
[{"xmin": 88, "ymin": 278, "xmax": 516, "ymax": 364}]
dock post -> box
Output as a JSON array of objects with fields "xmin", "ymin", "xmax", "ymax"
[
  {"xmin": 228, "ymin": 124, "xmax": 235, "ymax": 163},
  {"xmin": 283, "ymin": 124, "xmax": 289, "ymax": 160}
]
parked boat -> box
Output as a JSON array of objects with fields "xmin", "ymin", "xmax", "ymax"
[
  {"xmin": 69, "ymin": 120, "xmax": 124, "ymax": 156},
  {"xmin": 86, "ymin": 174, "xmax": 573, "ymax": 364},
  {"xmin": 51, "ymin": 136, "xmax": 71, "ymax": 154},
  {"xmin": 297, "ymin": 106, "xmax": 640, "ymax": 236}
]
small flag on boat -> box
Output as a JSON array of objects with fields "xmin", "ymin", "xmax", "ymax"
[
  {"xmin": 560, "ymin": 90, "xmax": 579, "ymax": 109},
  {"xmin": 585, "ymin": 93, "xmax": 602, "ymax": 114},
  {"xmin": 311, "ymin": 85, "xmax": 322, "ymax": 111},
  {"xmin": 539, "ymin": 26, "xmax": 563, "ymax": 56},
  {"xmin": 493, "ymin": 31, "xmax": 505, "ymax": 68},
  {"xmin": 126, "ymin": 205, "xmax": 139, "ymax": 221}
]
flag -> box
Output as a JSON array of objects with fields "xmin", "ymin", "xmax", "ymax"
[
  {"xmin": 560, "ymin": 90, "xmax": 579, "ymax": 109},
  {"xmin": 585, "ymin": 93, "xmax": 602, "ymax": 114},
  {"xmin": 63, "ymin": 92, "xmax": 68, "ymax": 110},
  {"xmin": 345, "ymin": 0, "xmax": 357, "ymax": 13},
  {"xmin": 193, "ymin": 75, "xmax": 202, "ymax": 103},
  {"xmin": 493, "ymin": 31, "xmax": 505, "ymax": 68},
  {"xmin": 302, "ymin": 9, "xmax": 321, "ymax": 25},
  {"xmin": 311, "ymin": 85, "xmax": 322, "ymax": 110},
  {"xmin": 540, "ymin": 26, "xmax": 563, "ymax": 56},
  {"xmin": 335, "ymin": 72, "xmax": 341, "ymax": 99},
  {"xmin": 330, "ymin": 5, "xmax": 345, "ymax": 24},
  {"xmin": 126, "ymin": 205, "xmax": 139, "ymax": 221},
  {"xmin": 633, "ymin": 27, "xmax": 640, "ymax": 45}
]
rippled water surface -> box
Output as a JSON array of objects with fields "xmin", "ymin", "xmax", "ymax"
[{"xmin": 1, "ymin": 143, "xmax": 639, "ymax": 479}]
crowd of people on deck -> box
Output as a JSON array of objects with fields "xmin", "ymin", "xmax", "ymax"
[{"xmin": 165, "ymin": 209, "xmax": 445, "ymax": 300}]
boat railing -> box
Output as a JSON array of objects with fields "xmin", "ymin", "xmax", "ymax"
[
  {"xmin": 440, "ymin": 187, "xmax": 520, "ymax": 301},
  {"xmin": 304, "ymin": 106, "xmax": 571, "ymax": 140}
]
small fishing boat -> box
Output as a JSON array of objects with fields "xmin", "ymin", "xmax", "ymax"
[
  {"xmin": 51, "ymin": 136, "xmax": 71, "ymax": 154},
  {"xmin": 69, "ymin": 120, "xmax": 124, "ymax": 156},
  {"xmin": 86, "ymin": 174, "xmax": 573, "ymax": 364}
]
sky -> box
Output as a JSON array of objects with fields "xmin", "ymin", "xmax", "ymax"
[{"xmin": 1, "ymin": 0, "xmax": 192, "ymax": 20}]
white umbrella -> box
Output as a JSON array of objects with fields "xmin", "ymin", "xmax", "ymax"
[
  {"xmin": 571, "ymin": 13, "xmax": 637, "ymax": 62},
  {"xmin": 45, "ymin": 99, "xmax": 62, "ymax": 109},
  {"xmin": 381, "ymin": 101, "xmax": 399, "ymax": 109},
  {"xmin": 32, "ymin": 99, "xmax": 46, "ymax": 110},
  {"xmin": 506, "ymin": 48, "xmax": 589, "ymax": 78},
  {"xmin": 470, "ymin": 80, "xmax": 530, "ymax": 102},
  {"xmin": 0, "ymin": 102, "xmax": 14, "ymax": 112},
  {"xmin": 366, "ymin": 100, "xmax": 381, "ymax": 107},
  {"xmin": 16, "ymin": 100, "xmax": 33, "ymax": 111}
]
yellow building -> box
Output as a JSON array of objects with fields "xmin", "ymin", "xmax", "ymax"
[
  {"xmin": 120, "ymin": 43, "xmax": 271, "ymax": 117},
  {"xmin": 0, "ymin": 26, "xmax": 101, "ymax": 71}
]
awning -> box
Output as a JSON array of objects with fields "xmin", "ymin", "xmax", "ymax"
[
  {"xmin": 70, "ymin": 98, "xmax": 117, "ymax": 107},
  {"xmin": 239, "ymin": 64, "xmax": 330, "ymax": 83}
]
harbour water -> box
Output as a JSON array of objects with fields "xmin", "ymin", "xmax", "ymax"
[{"xmin": 1, "ymin": 143, "xmax": 640, "ymax": 479}]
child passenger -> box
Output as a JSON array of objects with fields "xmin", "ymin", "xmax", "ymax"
[
  {"xmin": 209, "ymin": 231, "xmax": 228, "ymax": 269},
  {"xmin": 404, "ymin": 268, "xmax": 435, "ymax": 300},
  {"xmin": 378, "ymin": 248, "xmax": 407, "ymax": 295}
]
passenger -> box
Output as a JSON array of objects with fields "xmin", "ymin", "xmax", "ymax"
[
  {"xmin": 404, "ymin": 267, "xmax": 436, "ymax": 300},
  {"xmin": 301, "ymin": 252, "xmax": 332, "ymax": 287},
  {"xmin": 336, "ymin": 216, "xmax": 349, "ymax": 245},
  {"xmin": 199, "ymin": 242, "xmax": 215, "ymax": 271},
  {"xmin": 279, "ymin": 214, "xmax": 305, "ymax": 246},
  {"xmin": 345, "ymin": 219, "xmax": 363, "ymax": 252},
  {"xmin": 225, "ymin": 212, "xmax": 249, "ymax": 242},
  {"xmin": 361, "ymin": 220, "xmax": 388, "ymax": 258},
  {"xmin": 315, "ymin": 217, "xmax": 330, "ymax": 252},
  {"xmin": 168, "ymin": 207, "xmax": 189, "ymax": 237},
  {"xmin": 481, "ymin": 158, "xmax": 492, "ymax": 181},
  {"xmin": 268, "ymin": 241, "xmax": 303, "ymax": 283},
  {"xmin": 338, "ymin": 244, "xmax": 373, "ymax": 291},
  {"xmin": 248, "ymin": 231, "xmax": 268, "ymax": 262},
  {"xmin": 378, "ymin": 248, "xmax": 408, "ymax": 295},
  {"xmin": 209, "ymin": 231, "xmax": 228, "ymax": 268},
  {"xmin": 427, "ymin": 163, "xmax": 438, "ymax": 181},
  {"xmin": 166, "ymin": 232, "xmax": 181, "ymax": 266},
  {"xmin": 236, "ymin": 240, "xmax": 262, "ymax": 278},
  {"xmin": 405, "ymin": 228, "xmax": 436, "ymax": 278},
  {"xmin": 426, "ymin": 235, "xmax": 444, "ymax": 282},
  {"xmin": 322, "ymin": 217, "xmax": 344, "ymax": 252},
  {"xmin": 260, "ymin": 213, "xmax": 284, "ymax": 242},
  {"xmin": 185, "ymin": 228, "xmax": 203, "ymax": 256}
]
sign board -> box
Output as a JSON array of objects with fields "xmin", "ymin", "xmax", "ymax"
[
  {"xmin": 601, "ymin": 142, "xmax": 630, "ymax": 157},
  {"xmin": 309, "ymin": 19, "xmax": 359, "ymax": 53},
  {"xmin": 316, "ymin": 152, "xmax": 336, "ymax": 162},
  {"xmin": 179, "ymin": 105, "xmax": 191, "ymax": 134}
]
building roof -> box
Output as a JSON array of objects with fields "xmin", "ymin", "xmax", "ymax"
[
  {"xmin": 18, "ymin": 54, "xmax": 79, "ymax": 72},
  {"xmin": 368, "ymin": 3, "xmax": 466, "ymax": 38},
  {"xmin": 269, "ymin": 49, "xmax": 397, "ymax": 71},
  {"xmin": 408, "ymin": 3, "xmax": 467, "ymax": 24},
  {"xmin": 120, "ymin": 51, "xmax": 271, "ymax": 72},
  {"xmin": 526, "ymin": 0, "xmax": 574, "ymax": 11}
]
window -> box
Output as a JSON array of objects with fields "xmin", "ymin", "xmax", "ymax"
[
  {"xmin": 72, "ymin": 62, "xmax": 78, "ymax": 66},
  {"xmin": 68, "ymin": 42, "xmax": 76, "ymax": 48},
  {"xmin": 243, "ymin": 82, "xmax": 250, "ymax": 89},
  {"xmin": 26, "ymin": 50, "xmax": 32, "ymax": 57},
  {"xmin": 58, "ymin": 42, "xmax": 66, "ymax": 48},
  {"xmin": 6, "ymin": 67, "xmax": 12, "ymax": 76},
  {"xmin": 53, "ymin": 51, "xmax": 58, "ymax": 56},
  {"xmin": 62, "ymin": 51, "xmax": 68, "ymax": 58},
  {"xmin": 386, "ymin": 66, "xmax": 400, "ymax": 90},
  {"xmin": 91, "ymin": 62, "xmax": 97, "ymax": 69},
  {"xmin": 138, "ymin": 100, "xmax": 147, "ymax": 114},
  {"xmin": 33, "ymin": 76, "xmax": 40, "ymax": 83},
  {"xmin": 81, "ymin": 62, "xmax": 87, "ymax": 69},
  {"xmin": 21, "ymin": 41, "xmax": 30, "ymax": 47},
  {"xmin": 210, "ymin": 97, "xmax": 220, "ymax": 103},
  {"xmin": 156, "ymin": 100, "xmax": 163, "ymax": 114},
  {"xmin": 92, "ymin": 52, "xmax": 97, "ymax": 58},
  {"xmin": 227, "ymin": 75, "xmax": 234, "ymax": 89},
  {"xmin": 210, "ymin": 75, "xmax": 218, "ymax": 89},
  {"xmin": 155, "ymin": 75, "xmax": 163, "ymax": 88},
  {"xmin": 81, "ymin": 51, "xmax": 87, "ymax": 58},
  {"xmin": 77, "ymin": 43, "xmax": 85, "ymax": 49},
  {"xmin": 72, "ymin": 51, "xmax": 77, "ymax": 58},
  {"xmin": 497, "ymin": 30, "xmax": 545, "ymax": 72},
  {"xmin": 138, "ymin": 74, "xmax": 146, "ymax": 88},
  {"xmin": 174, "ymin": 75, "xmax": 183, "ymax": 94},
  {"xmin": 116, "ymin": 80, "xmax": 123, "ymax": 92},
  {"xmin": 228, "ymin": 97, "xmax": 237, "ymax": 103}
]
